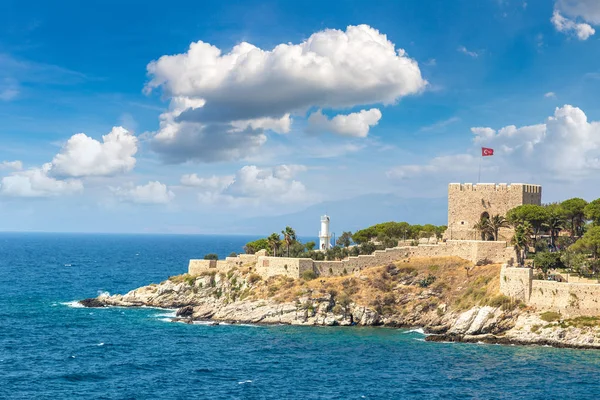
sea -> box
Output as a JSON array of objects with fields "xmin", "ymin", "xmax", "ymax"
[{"xmin": 1, "ymin": 232, "xmax": 599, "ymax": 399}]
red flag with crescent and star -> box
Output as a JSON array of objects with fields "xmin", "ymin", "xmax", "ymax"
[{"xmin": 482, "ymin": 147, "xmax": 494, "ymax": 156}]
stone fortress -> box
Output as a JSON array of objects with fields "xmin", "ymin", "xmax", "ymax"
[
  {"xmin": 445, "ymin": 183, "xmax": 542, "ymax": 241},
  {"xmin": 188, "ymin": 182, "xmax": 542, "ymax": 279},
  {"xmin": 188, "ymin": 181, "xmax": 600, "ymax": 316}
]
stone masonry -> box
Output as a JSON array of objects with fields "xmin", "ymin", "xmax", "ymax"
[{"xmin": 445, "ymin": 183, "xmax": 542, "ymax": 241}]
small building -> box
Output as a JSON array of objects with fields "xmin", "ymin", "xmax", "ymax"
[{"xmin": 445, "ymin": 183, "xmax": 542, "ymax": 241}]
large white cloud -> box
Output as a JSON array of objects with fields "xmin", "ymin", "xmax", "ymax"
[
  {"xmin": 306, "ymin": 108, "xmax": 382, "ymax": 138},
  {"xmin": 552, "ymin": 0, "xmax": 599, "ymax": 40},
  {"xmin": 0, "ymin": 163, "xmax": 83, "ymax": 197},
  {"xmin": 111, "ymin": 181, "xmax": 175, "ymax": 205},
  {"xmin": 472, "ymin": 105, "xmax": 600, "ymax": 177},
  {"xmin": 51, "ymin": 126, "xmax": 138, "ymax": 177},
  {"xmin": 388, "ymin": 105, "xmax": 600, "ymax": 184},
  {"xmin": 145, "ymin": 25, "xmax": 426, "ymax": 163}
]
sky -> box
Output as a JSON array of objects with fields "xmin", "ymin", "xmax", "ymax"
[{"xmin": 1, "ymin": 0, "xmax": 600, "ymax": 235}]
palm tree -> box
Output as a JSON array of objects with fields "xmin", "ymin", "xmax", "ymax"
[
  {"xmin": 281, "ymin": 226, "xmax": 296, "ymax": 257},
  {"xmin": 488, "ymin": 214, "xmax": 509, "ymax": 241},
  {"xmin": 511, "ymin": 221, "xmax": 533, "ymax": 266},
  {"xmin": 473, "ymin": 216, "xmax": 491, "ymax": 241},
  {"xmin": 267, "ymin": 233, "xmax": 281, "ymax": 257}
]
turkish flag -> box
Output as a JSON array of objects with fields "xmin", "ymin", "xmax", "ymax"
[{"xmin": 482, "ymin": 147, "xmax": 494, "ymax": 156}]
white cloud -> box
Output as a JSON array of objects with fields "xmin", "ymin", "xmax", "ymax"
[
  {"xmin": 551, "ymin": 10, "xmax": 595, "ymax": 40},
  {"xmin": 111, "ymin": 181, "xmax": 175, "ymax": 205},
  {"xmin": 556, "ymin": 0, "xmax": 600, "ymax": 24},
  {"xmin": 145, "ymin": 24, "xmax": 426, "ymax": 163},
  {"xmin": 149, "ymin": 97, "xmax": 267, "ymax": 163},
  {"xmin": 0, "ymin": 160, "xmax": 23, "ymax": 171},
  {"xmin": 473, "ymin": 105, "xmax": 600, "ymax": 178},
  {"xmin": 224, "ymin": 165, "xmax": 308, "ymax": 202},
  {"xmin": 0, "ymin": 163, "xmax": 83, "ymax": 198},
  {"xmin": 388, "ymin": 105, "xmax": 600, "ymax": 184},
  {"xmin": 457, "ymin": 46, "xmax": 479, "ymax": 58},
  {"xmin": 187, "ymin": 165, "xmax": 309, "ymax": 206},
  {"xmin": 180, "ymin": 173, "xmax": 234, "ymax": 190},
  {"xmin": 544, "ymin": 92, "xmax": 557, "ymax": 98},
  {"xmin": 51, "ymin": 127, "xmax": 138, "ymax": 177},
  {"xmin": 306, "ymin": 108, "xmax": 382, "ymax": 137}
]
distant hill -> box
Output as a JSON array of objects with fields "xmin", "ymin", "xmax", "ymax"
[{"xmin": 234, "ymin": 193, "xmax": 447, "ymax": 237}]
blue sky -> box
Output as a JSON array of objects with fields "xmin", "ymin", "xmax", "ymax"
[{"xmin": 1, "ymin": 0, "xmax": 600, "ymax": 234}]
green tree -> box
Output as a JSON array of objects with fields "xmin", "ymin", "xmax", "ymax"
[
  {"xmin": 506, "ymin": 204, "xmax": 548, "ymax": 245},
  {"xmin": 281, "ymin": 226, "xmax": 297, "ymax": 257},
  {"xmin": 267, "ymin": 233, "xmax": 281, "ymax": 257},
  {"xmin": 561, "ymin": 198, "xmax": 588, "ymax": 237},
  {"xmin": 305, "ymin": 241, "xmax": 316, "ymax": 251},
  {"xmin": 534, "ymin": 252, "xmax": 562, "ymax": 278},
  {"xmin": 561, "ymin": 249, "xmax": 587, "ymax": 275},
  {"xmin": 488, "ymin": 214, "xmax": 509, "ymax": 241},
  {"xmin": 584, "ymin": 199, "xmax": 600, "ymax": 226},
  {"xmin": 336, "ymin": 231, "xmax": 353, "ymax": 247},
  {"xmin": 572, "ymin": 226, "xmax": 600, "ymax": 261},
  {"xmin": 204, "ymin": 253, "xmax": 219, "ymax": 260},
  {"xmin": 244, "ymin": 238, "xmax": 269, "ymax": 254}
]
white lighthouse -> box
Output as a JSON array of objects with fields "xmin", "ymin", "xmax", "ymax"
[{"xmin": 319, "ymin": 215, "xmax": 332, "ymax": 250}]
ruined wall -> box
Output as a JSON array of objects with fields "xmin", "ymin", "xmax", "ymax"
[
  {"xmin": 446, "ymin": 183, "xmax": 542, "ymax": 241},
  {"xmin": 500, "ymin": 265, "xmax": 600, "ymax": 317}
]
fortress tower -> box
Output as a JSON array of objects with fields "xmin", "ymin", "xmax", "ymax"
[
  {"xmin": 445, "ymin": 183, "xmax": 542, "ymax": 241},
  {"xmin": 319, "ymin": 215, "xmax": 332, "ymax": 250}
]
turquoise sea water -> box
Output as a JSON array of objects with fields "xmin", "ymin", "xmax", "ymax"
[{"xmin": 1, "ymin": 233, "xmax": 600, "ymax": 399}]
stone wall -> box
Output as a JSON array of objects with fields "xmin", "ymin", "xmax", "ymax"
[
  {"xmin": 529, "ymin": 281, "xmax": 600, "ymax": 317},
  {"xmin": 190, "ymin": 242, "xmax": 515, "ymax": 279},
  {"xmin": 500, "ymin": 266, "xmax": 532, "ymax": 302},
  {"xmin": 446, "ymin": 183, "xmax": 542, "ymax": 241},
  {"xmin": 500, "ymin": 265, "xmax": 600, "ymax": 317},
  {"xmin": 254, "ymin": 256, "xmax": 314, "ymax": 279}
]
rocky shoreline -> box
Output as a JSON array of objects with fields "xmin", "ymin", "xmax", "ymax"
[{"xmin": 80, "ymin": 261, "xmax": 600, "ymax": 350}]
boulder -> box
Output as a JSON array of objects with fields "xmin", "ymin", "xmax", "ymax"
[{"xmin": 79, "ymin": 298, "xmax": 105, "ymax": 308}]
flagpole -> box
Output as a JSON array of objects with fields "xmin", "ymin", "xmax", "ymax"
[{"xmin": 478, "ymin": 153, "xmax": 482, "ymax": 183}]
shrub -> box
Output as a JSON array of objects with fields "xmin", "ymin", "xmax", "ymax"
[
  {"xmin": 229, "ymin": 252, "xmax": 238, "ymax": 258},
  {"xmin": 247, "ymin": 273, "xmax": 262, "ymax": 284},
  {"xmin": 486, "ymin": 295, "xmax": 514, "ymax": 310},
  {"xmin": 417, "ymin": 274, "xmax": 436, "ymax": 288},
  {"xmin": 204, "ymin": 253, "xmax": 219, "ymax": 260},
  {"xmin": 540, "ymin": 311, "xmax": 561, "ymax": 322},
  {"xmin": 301, "ymin": 270, "xmax": 317, "ymax": 281}
]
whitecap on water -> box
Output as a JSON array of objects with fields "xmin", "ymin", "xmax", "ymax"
[
  {"xmin": 414, "ymin": 338, "xmax": 426, "ymax": 342},
  {"xmin": 97, "ymin": 291, "xmax": 110, "ymax": 297},
  {"xmin": 96, "ymin": 343, "xmax": 104, "ymax": 346},
  {"xmin": 61, "ymin": 301, "xmax": 85, "ymax": 308},
  {"xmin": 403, "ymin": 328, "xmax": 425, "ymax": 335},
  {"xmin": 238, "ymin": 380, "xmax": 252, "ymax": 385}
]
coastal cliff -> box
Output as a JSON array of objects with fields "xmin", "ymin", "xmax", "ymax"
[{"xmin": 81, "ymin": 256, "xmax": 600, "ymax": 349}]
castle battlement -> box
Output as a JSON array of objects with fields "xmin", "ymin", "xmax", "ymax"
[
  {"xmin": 449, "ymin": 183, "xmax": 542, "ymax": 194},
  {"xmin": 446, "ymin": 182, "xmax": 542, "ymax": 241}
]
